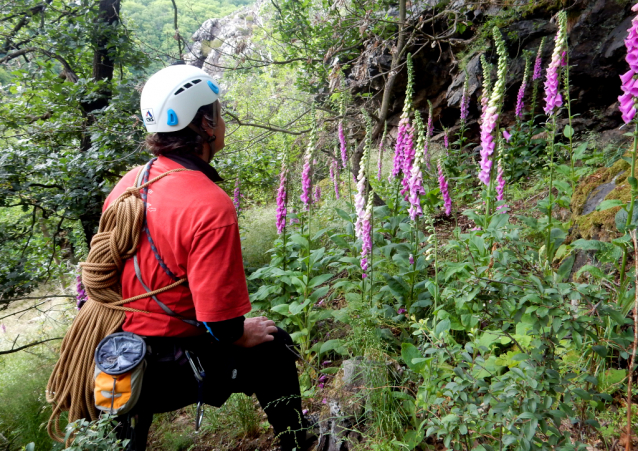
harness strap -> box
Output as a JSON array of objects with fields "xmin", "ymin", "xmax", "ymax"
[
  {"xmin": 133, "ymin": 254, "xmax": 201, "ymax": 328},
  {"xmin": 132, "ymin": 158, "xmax": 202, "ymax": 328}
]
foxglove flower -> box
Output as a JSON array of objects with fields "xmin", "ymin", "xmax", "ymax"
[
  {"xmin": 544, "ymin": 11, "xmax": 567, "ymax": 116},
  {"xmin": 400, "ymin": 123, "xmax": 415, "ymax": 199},
  {"xmin": 314, "ymin": 184, "xmax": 321, "ymax": 203},
  {"xmin": 377, "ymin": 125, "xmax": 387, "ymax": 181},
  {"xmin": 503, "ymin": 130, "xmax": 512, "ymax": 142},
  {"xmin": 76, "ymin": 274, "xmax": 88, "ymax": 309},
  {"xmin": 339, "ymin": 122, "xmax": 348, "ymax": 168},
  {"xmin": 390, "ymin": 54, "xmax": 415, "ymax": 182},
  {"xmin": 329, "ymin": 158, "xmax": 340, "ymax": 199},
  {"xmin": 424, "ymin": 101, "xmax": 433, "ymax": 170},
  {"xmin": 515, "ymin": 59, "xmax": 530, "ymax": 119},
  {"xmin": 356, "ymin": 112, "xmax": 373, "ymax": 239},
  {"xmin": 360, "ymin": 194, "xmax": 374, "ymax": 277},
  {"xmin": 300, "ymin": 111, "xmax": 318, "ymax": 209},
  {"xmin": 233, "ymin": 178, "xmax": 241, "ymax": 212},
  {"xmin": 408, "ymin": 254, "xmax": 414, "ymax": 265},
  {"xmin": 444, "ymin": 131, "xmax": 449, "ymax": 150},
  {"xmin": 619, "ymin": 8, "xmax": 638, "ymax": 123},
  {"xmin": 460, "ymin": 78, "xmax": 470, "ymax": 123},
  {"xmin": 276, "ymin": 161, "xmax": 287, "ymax": 234},
  {"xmin": 438, "ymin": 162, "xmax": 451, "ymax": 216},
  {"xmin": 478, "ymin": 29, "xmax": 508, "ymax": 186},
  {"xmin": 407, "ymin": 144, "xmax": 425, "ymax": 221},
  {"xmin": 533, "ymin": 41, "xmax": 544, "ymax": 81},
  {"xmin": 496, "ymin": 160, "xmax": 507, "ymax": 212}
]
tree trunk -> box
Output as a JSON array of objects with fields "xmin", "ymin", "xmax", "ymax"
[
  {"xmin": 80, "ymin": 0, "xmax": 122, "ymax": 241},
  {"xmin": 351, "ymin": 0, "xmax": 408, "ymax": 201}
]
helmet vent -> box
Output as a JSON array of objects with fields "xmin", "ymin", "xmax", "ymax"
[
  {"xmin": 184, "ymin": 82, "xmax": 193, "ymax": 89},
  {"xmin": 192, "ymin": 79, "xmax": 202, "ymax": 84},
  {"xmin": 174, "ymin": 87, "xmax": 185, "ymax": 95}
]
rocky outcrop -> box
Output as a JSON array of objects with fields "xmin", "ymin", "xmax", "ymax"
[
  {"xmin": 349, "ymin": 0, "xmax": 636, "ymax": 140},
  {"xmin": 185, "ymin": 0, "xmax": 266, "ymax": 80}
]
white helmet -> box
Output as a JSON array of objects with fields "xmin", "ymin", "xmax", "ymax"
[{"xmin": 140, "ymin": 64, "xmax": 220, "ymax": 133}]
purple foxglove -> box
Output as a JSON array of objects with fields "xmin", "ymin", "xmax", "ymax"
[
  {"xmin": 478, "ymin": 29, "xmax": 507, "ymax": 186},
  {"xmin": 400, "ymin": 123, "xmax": 415, "ymax": 199},
  {"xmin": 329, "ymin": 158, "xmax": 340, "ymax": 199},
  {"xmin": 407, "ymin": 146, "xmax": 425, "ymax": 221},
  {"xmin": 533, "ymin": 42, "xmax": 544, "ymax": 81},
  {"xmin": 460, "ymin": 78, "xmax": 470, "ymax": 123},
  {"xmin": 444, "ymin": 132, "xmax": 449, "ymax": 149},
  {"xmin": 314, "ymin": 184, "xmax": 321, "ymax": 203},
  {"xmin": 390, "ymin": 54, "xmax": 415, "ymax": 182},
  {"xmin": 276, "ymin": 161, "xmax": 287, "ymax": 234},
  {"xmin": 424, "ymin": 102, "xmax": 433, "ymax": 170},
  {"xmin": 619, "ymin": 12, "xmax": 638, "ymax": 124},
  {"xmin": 544, "ymin": 12, "xmax": 567, "ymax": 116},
  {"xmin": 301, "ymin": 112, "xmax": 318, "ymax": 209},
  {"xmin": 360, "ymin": 194, "xmax": 374, "ymax": 277},
  {"xmin": 438, "ymin": 162, "xmax": 451, "ymax": 216},
  {"xmin": 496, "ymin": 160, "xmax": 507, "ymax": 212},
  {"xmin": 515, "ymin": 60, "xmax": 530, "ymax": 119},
  {"xmin": 503, "ymin": 130, "xmax": 512, "ymax": 142},
  {"xmin": 233, "ymin": 178, "xmax": 241, "ymax": 212},
  {"xmin": 339, "ymin": 122, "xmax": 348, "ymax": 168},
  {"xmin": 300, "ymin": 157, "xmax": 312, "ymax": 209}
]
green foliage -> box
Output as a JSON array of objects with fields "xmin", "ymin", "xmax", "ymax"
[
  {"xmin": 63, "ymin": 416, "xmax": 128, "ymax": 450},
  {"xmin": 0, "ymin": 351, "xmax": 63, "ymax": 450}
]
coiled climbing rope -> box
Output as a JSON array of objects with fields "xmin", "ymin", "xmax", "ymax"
[{"xmin": 46, "ymin": 167, "xmax": 189, "ymax": 443}]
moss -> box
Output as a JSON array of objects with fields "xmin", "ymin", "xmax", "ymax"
[
  {"xmin": 571, "ymin": 157, "xmax": 636, "ymax": 241},
  {"xmin": 245, "ymin": 14, "xmax": 254, "ymax": 22},
  {"xmin": 571, "ymin": 157, "xmax": 630, "ymax": 215}
]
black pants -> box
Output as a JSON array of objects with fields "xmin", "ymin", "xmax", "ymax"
[{"xmin": 116, "ymin": 328, "xmax": 305, "ymax": 450}]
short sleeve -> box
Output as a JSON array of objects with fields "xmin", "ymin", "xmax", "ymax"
[{"xmin": 187, "ymin": 223, "xmax": 252, "ymax": 322}]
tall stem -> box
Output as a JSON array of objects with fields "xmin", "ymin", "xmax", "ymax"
[
  {"xmin": 620, "ymin": 124, "xmax": 638, "ymax": 286},
  {"xmin": 546, "ymin": 117, "xmax": 557, "ymax": 263},
  {"xmin": 564, "ymin": 60, "xmax": 575, "ymax": 195},
  {"xmin": 626, "ymin": 229, "xmax": 638, "ymax": 451}
]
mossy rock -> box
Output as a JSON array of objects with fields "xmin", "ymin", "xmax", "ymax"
[{"xmin": 570, "ymin": 156, "xmax": 635, "ymax": 241}]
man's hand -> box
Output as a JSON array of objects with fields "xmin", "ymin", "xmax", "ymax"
[{"xmin": 234, "ymin": 316, "xmax": 277, "ymax": 348}]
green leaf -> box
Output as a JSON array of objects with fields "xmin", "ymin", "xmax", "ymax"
[
  {"xmin": 289, "ymin": 233, "xmax": 309, "ymax": 247},
  {"xmin": 435, "ymin": 319, "xmax": 451, "ymax": 338},
  {"xmin": 271, "ymin": 304, "xmax": 290, "ymax": 315},
  {"xmin": 592, "ymin": 345, "xmax": 607, "ymax": 358},
  {"xmin": 401, "ymin": 343, "xmax": 426, "ymax": 373},
  {"xmin": 320, "ymin": 339, "xmax": 346, "ymax": 355},
  {"xmin": 596, "ymin": 199, "xmax": 625, "ymax": 211},
  {"xmin": 617, "ymin": 209, "xmax": 629, "ymax": 232},
  {"xmin": 321, "ymin": 367, "xmax": 340, "ymax": 375},
  {"xmin": 309, "ymin": 286, "xmax": 330, "ymax": 303},
  {"xmin": 572, "ymin": 388, "xmax": 591, "ymax": 400},
  {"xmin": 563, "ymin": 125, "xmax": 574, "ymax": 138},
  {"xmin": 308, "ymin": 273, "xmax": 333, "ymax": 288},
  {"xmin": 556, "ymin": 255, "xmax": 575, "ymax": 282},
  {"xmin": 335, "ymin": 208, "xmax": 353, "ymax": 222}
]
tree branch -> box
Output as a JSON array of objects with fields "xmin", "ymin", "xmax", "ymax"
[
  {"xmin": 0, "ymin": 337, "xmax": 62, "ymax": 356},
  {"xmin": 224, "ymin": 110, "xmax": 310, "ymax": 135}
]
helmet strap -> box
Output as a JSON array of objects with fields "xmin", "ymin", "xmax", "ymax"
[{"xmin": 187, "ymin": 123, "xmax": 216, "ymax": 143}]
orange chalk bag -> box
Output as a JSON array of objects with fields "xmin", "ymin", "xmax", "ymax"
[{"xmin": 93, "ymin": 332, "xmax": 147, "ymax": 415}]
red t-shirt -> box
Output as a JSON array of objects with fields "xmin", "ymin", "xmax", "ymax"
[{"xmin": 103, "ymin": 156, "xmax": 251, "ymax": 337}]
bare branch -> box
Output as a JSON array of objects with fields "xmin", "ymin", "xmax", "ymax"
[
  {"xmin": 224, "ymin": 110, "xmax": 311, "ymax": 135},
  {"xmin": 0, "ymin": 337, "xmax": 62, "ymax": 356}
]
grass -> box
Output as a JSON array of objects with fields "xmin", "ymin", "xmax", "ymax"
[{"xmin": 0, "ymin": 349, "xmax": 63, "ymax": 451}]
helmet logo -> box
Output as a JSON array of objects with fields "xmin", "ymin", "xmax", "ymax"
[
  {"xmin": 142, "ymin": 109, "xmax": 156, "ymax": 125},
  {"xmin": 207, "ymin": 80, "xmax": 219, "ymax": 95}
]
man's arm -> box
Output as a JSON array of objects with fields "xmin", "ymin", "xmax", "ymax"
[{"xmin": 204, "ymin": 316, "xmax": 277, "ymax": 347}]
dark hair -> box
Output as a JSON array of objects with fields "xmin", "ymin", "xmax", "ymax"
[{"xmin": 145, "ymin": 102, "xmax": 218, "ymax": 156}]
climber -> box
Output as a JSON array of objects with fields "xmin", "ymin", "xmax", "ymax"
[{"xmin": 105, "ymin": 64, "xmax": 313, "ymax": 450}]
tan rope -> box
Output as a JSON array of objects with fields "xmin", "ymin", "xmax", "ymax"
[{"xmin": 46, "ymin": 168, "xmax": 190, "ymax": 442}]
